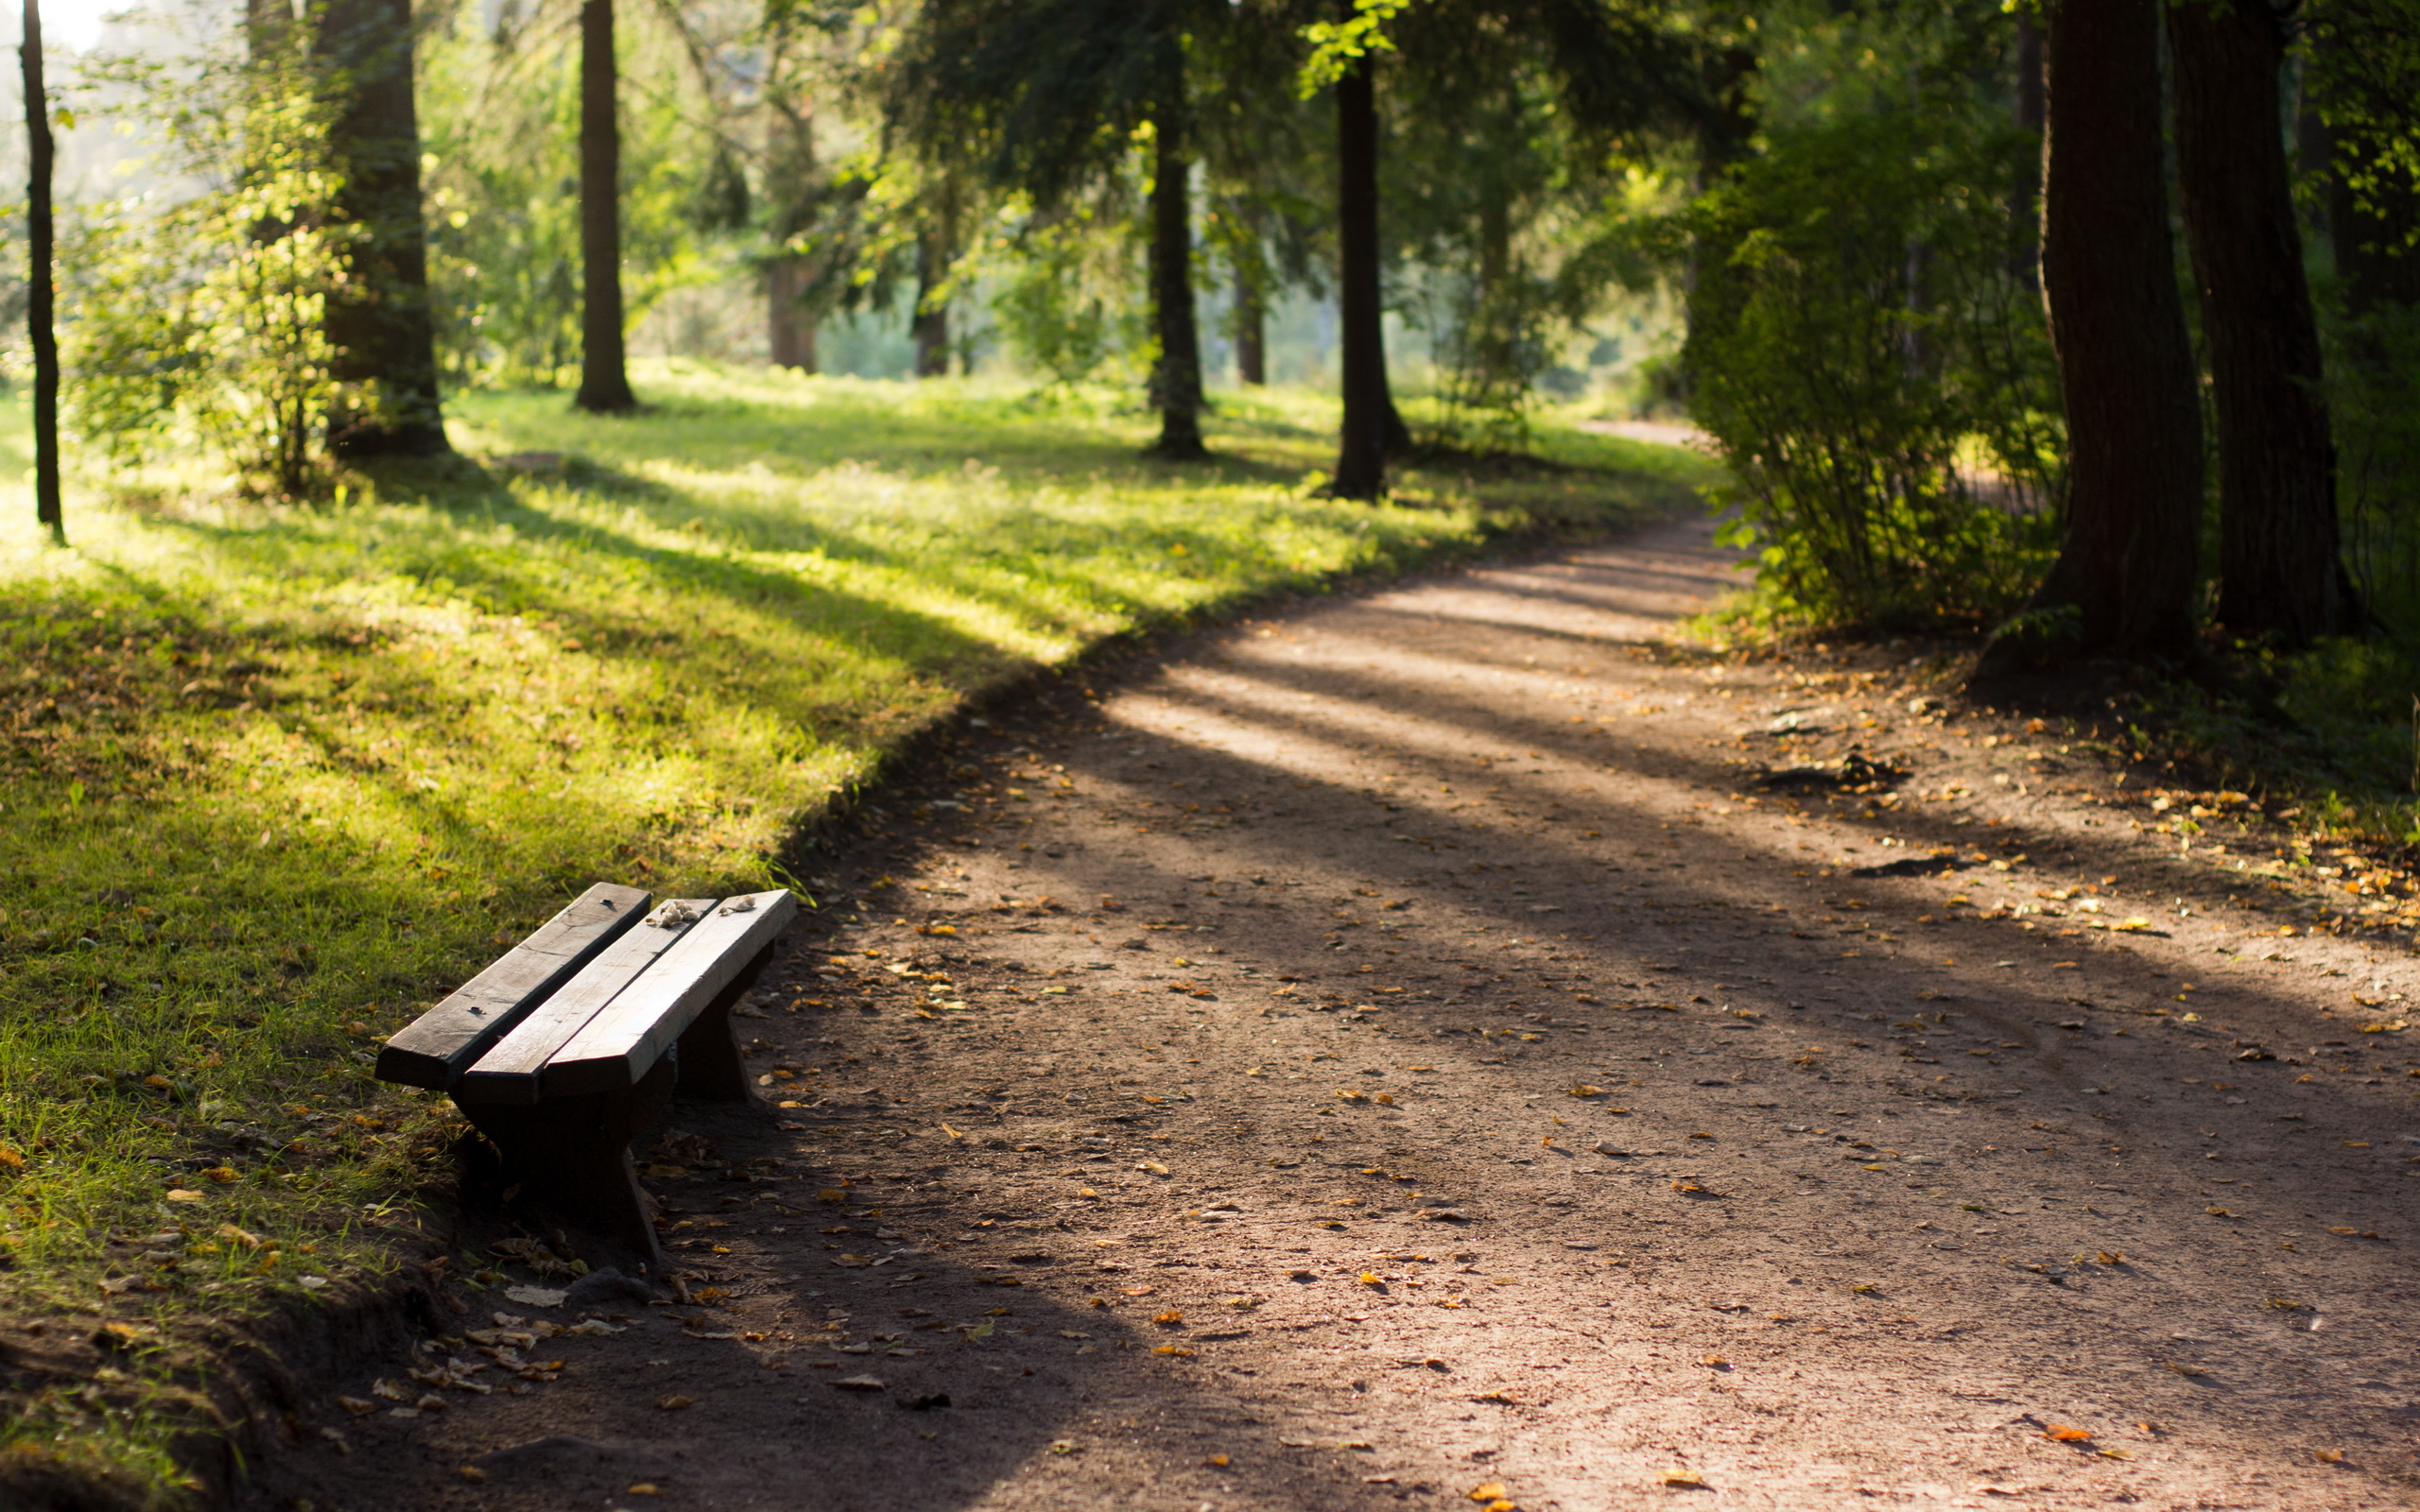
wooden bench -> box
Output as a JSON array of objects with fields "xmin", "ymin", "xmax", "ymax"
[{"xmin": 376, "ymin": 883, "xmax": 797, "ymax": 1270}]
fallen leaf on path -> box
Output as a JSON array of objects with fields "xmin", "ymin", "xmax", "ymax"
[
  {"xmin": 657, "ymin": 1394, "xmax": 695, "ymax": 1410},
  {"xmin": 1661, "ymin": 1469, "xmax": 1709, "ymax": 1489},
  {"xmin": 833, "ymin": 1376, "xmax": 887, "ymax": 1392},
  {"xmin": 458, "ymin": 1466, "xmax": 487, "ymax": 1484},
  {"xmin": 336, "ymin": 1397, "xmax": 375, "ymax": 1417},
  {"xmin": 2042, "ymin": 1424, "xmax": 2092, "ymax": 1442},
  {"xmin": 1153, "ymin": 1345, "xmax": 1195, "ymax": 1357},
  {"xmin": 2315, "ymin": 1448, "xmax": 2346, "ymax": 1464}
]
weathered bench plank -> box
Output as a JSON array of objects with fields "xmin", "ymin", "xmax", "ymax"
[
  {"xmin": 546, "ymin": 890, "xmax": 797, "ymax": 1097},
  {"xmin": 374, "ymin": 883, "xmax": 649, "ymax": 1091},
  {"xmin": 452, "ymin": 899, "xmax": 712, "ymax": 1107}
]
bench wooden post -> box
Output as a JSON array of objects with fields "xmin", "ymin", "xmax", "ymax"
[{"xmin": 454, "ymin": 1057, "xmax": 678, "ymax": 1269}]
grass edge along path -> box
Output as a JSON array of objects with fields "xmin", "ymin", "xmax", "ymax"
[{"xmin": 0, "ymin": 368, "xmax": 1716, "ymax": 1506}]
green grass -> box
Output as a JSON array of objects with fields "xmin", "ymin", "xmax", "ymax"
[{"xmin": 0, "ymin": 363, "xmax": 1716, "ymax": 1501}]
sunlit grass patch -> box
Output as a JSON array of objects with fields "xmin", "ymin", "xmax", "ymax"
[{"xmin": 0, "ymin": 362, "xmax": 1705, "ymax": 1498}]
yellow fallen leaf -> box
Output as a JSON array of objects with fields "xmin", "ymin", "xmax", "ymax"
[
  {"xmin": 1335, "ymin": 1088, "xmax": 1369, "ymax": 1103},
  {"xmin": 1152, "ymin": 1345, "xmax": 1195, "ymax": 1357},
  {"xmin": 0, "ymin": 1146, "xmax": 22, "ymax": 1171},
  {"xmin": 2043, "ymin": 1424, "xmax": 2092, "ymax": 1442},
  {"xmin": 200, "ymin": 1167, "xmax": 238, "ymax": 1184},
  {"xmin": 1374, "ymin": 1092, "xmax": 1396, "ymax": 1106},
  {"xmin": 2207, "ymin": 1207, "xmax": 2235, "ymax": 1218},
  {"xmin": 941, "ymin": 1123, "xmax": 962, "ymax": 1141},
  {"xmin": 2315, "ymin": 1448, "xmax": 2345, "ymax": 1464},
  {"xmin": 2098, "ymin": 1251, "xmax": 2123, "ymax": 1265},
  {"xmin": 1153, "ymin": 1310, "xmax": 1184, "ymax": 1325},
  {"xmin": 1359, "ymin": 1272, "xmax": 1385, "ymax": 1288},
  {"xmin": 164, "ymin": 1189, "xmax": 203, "ymax": 1204},
  {"xmin": 1467, "ymin": 1484, "xmax": 1509, "ymax": 1503},
  {"xmin": 657, "ymin": 1394, "xmax": 694, "ymax": 1410},
  {"xmin": 1567, "ymin": 1085, "xmax": 1602, "ymax": 1098},
  {"xmin": 626, "ymin": 1485, "xmax": 663, "ymax": 1497},
  {"xmin": 458, "ymin": 1465, "xmax": 487, "ymax": 1484},
  {"xmin": 2099, "ymin": 1448, "xmax": 2135, "ymax": 1461},
  {"xmin": 1661, "ymin": 1469, "xmax": 1708, "ymax": 1488},
  {"xmin": 336, "ymin": 1396, "xmax": 375, "ymax": 1417}
]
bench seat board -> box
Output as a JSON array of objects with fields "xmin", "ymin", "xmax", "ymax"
[
  {"xmin": 373, "ymin": 883, "xmax": 651, "ymax": 1091},
  {"xmin": 452, "ymin": 899, "xmax": 715, "ymax": 1106},
  {"xmin": 544, "ymin": 890, "xmax": 797, "ymax": 1097}
]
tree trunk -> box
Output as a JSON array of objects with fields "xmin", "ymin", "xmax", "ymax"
[
  {"xmin": 2171, "ymin": 0, "xmax": 2356, "ymax": 646},
  {"xmin": 911, "ymin": 233, "xmax": 950, "ymax": 378},
  {"xmin": 23, "ymin": 0, "xmax": 59, "ymax": 544},
  {"xmin": 320, "ymin": 0, "xmax": 450, "ymax": 455},
  {"xmin": 1332, "ymin": 49, "xmax": 1389, "ymax": 498},
  {"xmin": 1978, "ymin": 0, "xmax": 2204, "ymax": 673},
  {"xmin": 1146, "ymin": 74, "xmax": 1206, "ymax": 459},
  {"xmin": 1235, "ymin": 263, "xmax": 1265, "ymax": 386},
  {"xmin": 574, "ymin": 0, "xmax": 635, "ymax": 413},
  {"xmin": 768, "ymin": 257, "xmax": 815, "ymax": 371},
  {"xmin": 2009, "ymin": 13, "xmax": 2044, "ymax": 289},
  {"xmin": 1475, "ymin": 183, "xmax": 1514, "ymax": 386}
]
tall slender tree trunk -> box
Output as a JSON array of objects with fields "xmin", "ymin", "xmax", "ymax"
[
  {"xmin": 2009, "ymin": 13, "xmax": 2045, "ymax": 289},
  {"xmin": 1978, "ymin": 0, "xmax": 2204, "ymax": 673},
  {"xmin": 768, "ymin": 257, "xmax": 815, "ymax": 371},
  {"xmin": 1332, "ymin": 50, "xmax": 1390, "ymax": 498},
  {"xmin": 1146, "ymin": 68, "xmax": 1206, "ymax": 460},
  {"xmin": 320, "ymin": 0, "xmax": 449, "ymax": 455},
  {"xmin": 574, "ymin": 0, "xmax": 635, "ymax": 413},
  {"xmin": 23, "ymin": 0, "xmax": 58, "ymax": 545},
  {"xmin": 2171, "ymin": 0, "xmax": 2356, "ymax": 646},
  {"xmin": 1234, "ymin": 232, "xmax": 1266, "ymax": 387},
  {"xmin": 911, "ymin": 233, "xmax": 950, "ymax": 378}
]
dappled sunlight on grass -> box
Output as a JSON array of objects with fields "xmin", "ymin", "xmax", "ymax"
[{"xmin": 0, "ymin": 362, "xmax": 1709, "ymax": 1491}]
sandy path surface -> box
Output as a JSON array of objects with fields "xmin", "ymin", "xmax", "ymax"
[{"xmin": 252, "ymin": 517, "xmax": 2420, "ymax": 1512}]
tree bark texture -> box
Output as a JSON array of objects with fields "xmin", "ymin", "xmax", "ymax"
[
  {"xmin": 575, "ymin": 0, "xmax": 635, "ymax": 413},
  {"xmin": 912, "ymin": 232, "xmax": 950, "ymax": 378},
  {"xmin": 1984, "ymin": 0, "xmax": 2204, "ymax": 671},
  {"xmin": 1332, "ymin": 50, "xmax": 1389, "ymax": 498},
  {"xmin": 320, "ymin": 0, "xmax": 450, "ymax": 455},
  {"xmin": 2170, "ymin": 0, "xmax": 2356, "ymax": 645},
  {"xmin": 1146, "ymin": 77, "xmax": 1206, "ymax": 459},
  {"xmin": 767, "ymin": 257, "xmax": 816, "ymax": 371},
  {"xmin": 23, "ymin": 0, "xmax": 59, "ymax": 543}
]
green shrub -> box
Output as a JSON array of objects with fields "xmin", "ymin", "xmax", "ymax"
[{"xmin": 1678, "ymin": 109, "xmax": 2064, "ymax": 632}]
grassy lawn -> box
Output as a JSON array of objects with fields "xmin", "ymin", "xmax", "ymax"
[{"xmin": 0, "ymin": 364, "xmax": 1715, "ymax": 1499}]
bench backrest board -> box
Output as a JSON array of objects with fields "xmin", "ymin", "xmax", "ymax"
[
  {"xmin": 374, "ymin": 883, "xmax": 651, "ymax": 1091},
  {"xmin": 452, "ymin": 899, "xmax": 715, "ymax": 1106},
  {"xmin": 544, "ymin": 889, "xmax": 797, "ymax": 1097}
]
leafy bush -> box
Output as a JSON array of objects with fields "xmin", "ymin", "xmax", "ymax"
[
  {"xmin": 70, "ymin": 36, "xmax": 356, "ymax": 497},
  {"xmin": 1677, "ymin": 109, "xmax": 2064, "ymax": 631}
]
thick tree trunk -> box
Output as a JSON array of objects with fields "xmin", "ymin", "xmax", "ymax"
[
  {"xmin": 911, "ymin": 233, "xmax": 950, "ymax": 378},
  {"xmin": 574, "ymin": 0, "xmax": 635, "ymax": 413},
  {"xmin": 2009, "ymin": 13, "xmax": 2044, "ymax": 289},
  {"xmin": 767, "ymin": 257, "xmax": 815, "ymax": 371},
  {"xmin": 23, "ymin": 0, "xmax": 59, "ymax": 544},
  {"xmin": 1979, "ymin": 0, "xmax": 2203, "ymax": 673},
  {"xmin": 1475, "ymin": 186, "xmax": 1514, "ymax": 385},
  {"xmin": 320, "ymin": 0, "xmax": 450, "ymax": 455},
  {"xmin": 1332, "ymin": 51, "xmax": 1389, "ymax": 498},
  {"xmin": 2171, "ymin": 0, "xmax": 2356, "ymax": 646},
  {"xmin": 1146, "ymin": 80, "xmax": 1206, "ymax": 459}
]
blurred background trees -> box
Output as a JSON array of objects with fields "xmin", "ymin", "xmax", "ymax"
[{"xmin": 13, "ymin": 0, "xmax": 2420, "ymax": 668}]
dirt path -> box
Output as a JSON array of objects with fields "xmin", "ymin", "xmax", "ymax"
[{"xmin": 252, "ymin": 517, "xmax": 2420, "ymax": 1512}]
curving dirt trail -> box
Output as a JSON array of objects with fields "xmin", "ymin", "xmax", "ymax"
[{"xmin": 252, "ymin": 515, "xmax": 2420, "ymax": 1512}]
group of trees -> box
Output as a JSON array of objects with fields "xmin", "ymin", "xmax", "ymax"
[{"xmin": 19, "ymin": 0, "xmax": 2420, "ymax": 672}]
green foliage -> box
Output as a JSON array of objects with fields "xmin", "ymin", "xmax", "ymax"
[
  {"xmin": 1677, "ymin": 106, "xmax": 2063, "ymax": 632},
  {"xmin": 69, "ymin": 31, "xmax": 356, "ymax": 498},
  {"xmin": 2330, "ymin": 300, "xmax": 2420, "ymax": 617},
  {"xmin": 2307, "ymin": 0, "xmax": 2420, "ymax": 254},
  {"xmin": 990, "ymin": 209, "xmax": 1137, "ymax": 387},
  {"xmin": 418, "ymin": 2, "xmax": 724, "ymax": 387}
]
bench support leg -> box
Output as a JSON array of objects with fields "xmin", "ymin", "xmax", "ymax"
[
  {"xmin": 673, "ymin": 939, "xmax": 776, "ymax": 1103},
  {"xmin": 455, "ymin": 1055, "xmax": 675, "ymax": 1275}
]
